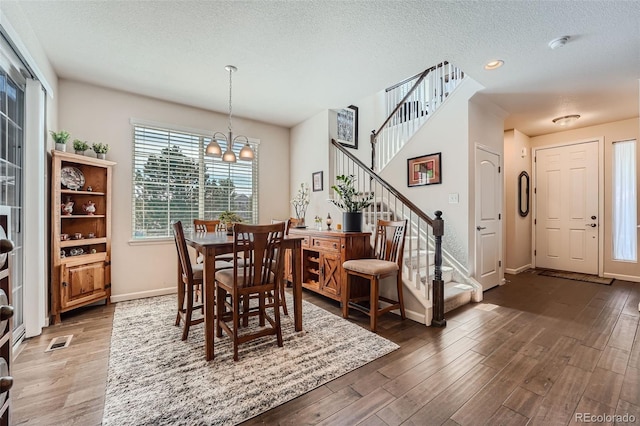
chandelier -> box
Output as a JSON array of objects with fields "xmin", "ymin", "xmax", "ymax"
[{"xmin": 205, "ymin": 65, "xmax": 255, "ymax": 162}]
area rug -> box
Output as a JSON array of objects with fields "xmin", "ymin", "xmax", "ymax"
[
  {"xmin": 103, "ymin": 294, "xmax": 399, "ymax": 425},
  {"xmin": 538, "ymin": 269, "xmax": 614, "ymax": 285}
]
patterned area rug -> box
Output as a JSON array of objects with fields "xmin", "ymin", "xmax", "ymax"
[
  {"xmin": 103, "ymin": 294, "xmax": 399, "ymax": 425},
  {"xmin": 538, "ymin": 269, "xmax": 614, "ymax": 285}
]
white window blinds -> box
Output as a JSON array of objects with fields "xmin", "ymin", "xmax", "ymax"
[{"xmin": 132, "ymin": 124, "xmax": 258, "ymax": 239}]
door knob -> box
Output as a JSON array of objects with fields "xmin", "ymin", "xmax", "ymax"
[
  {"xmin": 586, "ymin": 223, "xmax": 597, "ymax": 228},
  {"xmin": 591, "ymin": 216, "xmax": 597, "ymax": 220},
  {"xmin": 476, "ymin": 226, "xmax": 486, "ymax": 231}
]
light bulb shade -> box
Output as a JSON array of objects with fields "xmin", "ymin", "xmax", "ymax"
[
  {"xmin": 205, "ymin": 140, "xmax": 222, "ymax": 157},
  {"xmin": 239, "ymin": 143, "xmax": 255, "ymax": 161},
  {"xmin": 222, "ymin": 148, "xmax": 237, "ymax": 163},
  {"xmin": 552, "ymin": 114, "xmax": 580, "ymax": 126}
]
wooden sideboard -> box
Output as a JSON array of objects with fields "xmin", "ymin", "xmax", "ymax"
[{"xmin": 287, "ymin": 228, "xmax": 371, "ymax": 305}]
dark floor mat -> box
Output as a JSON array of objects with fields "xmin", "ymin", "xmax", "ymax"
[{"xmin": 538, "ymin": 269, "xmax": 614, "ymax": 285}]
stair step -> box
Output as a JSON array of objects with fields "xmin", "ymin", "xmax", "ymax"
[
  {"xmin": 417, "ymin": 265, "xmax": 454, "ymax": 285},
  {"xmin": 444, "ymin": 282, "xmax": 474, "ymax": 313}
]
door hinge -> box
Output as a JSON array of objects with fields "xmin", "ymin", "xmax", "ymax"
[
  {"xmin": 534, "ymin": 187, "xmax": 537, "ymax": 194},
  {"xmin": 498, "ymin": 213, "xmax": 501, "ymax": 220},
  {"xmin": 498, "ymin": 166, "xmax": 501, "ymax": 173},
  {"xmin": 534, "ymin": 218, "xmax": 537, "ymax": 225},
  {"xmin": 105, "ymin": 283, "xmax": 111, "ymax": 289},
  {"xmin": 534, "ymin": 156, "xmax": 537, "ymax": 163},
  {"xmin": 498, "ymin": 260, "xmax": 502, "ymax": 267},
  {"xmin": 534, "ymin": 250, "xmax": 537, "ymax": 256}
]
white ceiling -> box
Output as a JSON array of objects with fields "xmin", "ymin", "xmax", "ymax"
[{"xmin": 6, "ymin": 0, "xmax": 640, "ymax": 137}]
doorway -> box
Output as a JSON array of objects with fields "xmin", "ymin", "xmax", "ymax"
[{"xmin": 534, "ymin": 140, "xmax": 602, "ymax": 275}]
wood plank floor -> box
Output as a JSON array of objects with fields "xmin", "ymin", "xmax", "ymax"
[{"xmin": 12, "ymin": 272, "xmax": 640, "ymax": 425}]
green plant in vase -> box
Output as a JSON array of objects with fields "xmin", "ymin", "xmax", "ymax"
[
  {"xmin": 50, "ymin": 130, "xmax": 70, "ymax": 152},
  {"xmin": 218, "ymin": 210, "xmax": 244, "ymax": 235},
  {"xmin": 329, "ymin": 174, "xmax": 374, "ymax": 232},
  {"xmin": 72, "ymin": 139, "xmax": 89, "ymax": 155},
  {"xmin": 92, "ymin": 142, "xmax": 110, "ymax": 159}
]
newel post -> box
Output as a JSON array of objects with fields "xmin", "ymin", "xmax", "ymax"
[{"xmin": 432, "ymin": 210, "xmax": 446, "ymax": 327}]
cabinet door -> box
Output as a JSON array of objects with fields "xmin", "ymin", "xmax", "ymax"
[
  {"xmin": 60, "ymin": 261, "xmax": 106, "ymax": 309},
  {"xmin": 320, "ymin": 252, "xmax": 341, "ymax": 297}
]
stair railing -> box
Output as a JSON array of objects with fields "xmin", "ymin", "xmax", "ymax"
[
  {"xmin": 371, "ymin": 61, "xmax": 464, "ymax": 172},
  {"xmin": 331, "ymin": 139, "xmax": 446, "ymax": 326}
]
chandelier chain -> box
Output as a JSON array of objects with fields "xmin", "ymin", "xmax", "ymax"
[{"xmin": 228, "ymin": 67, "xmax": 233, "ymax": 135}]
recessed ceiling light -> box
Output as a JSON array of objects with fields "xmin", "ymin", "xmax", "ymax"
[
  {"xmin": 552, "ymin": 114, "xmax": 580, "ymax": 126},
  {"xmin": 548, "ymin": 36, "xmax": 570, "ymax": 50},
  {"xmin": 484, "ymin": 60, "xmax": 504, "ymax": 70}
]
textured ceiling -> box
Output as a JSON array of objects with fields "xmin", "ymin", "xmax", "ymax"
[{"xmin": 4, "ymin": 0, "xmax": 640, "ymax": 136}]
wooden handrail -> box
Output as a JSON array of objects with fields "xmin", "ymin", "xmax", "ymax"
[
  {"xmin": 331, "ymin": 139, "xmax": 433, "ymax": 227},
  {"xmin": 384, "ymin": 61, "xmax": 448, "ymax": 92}
]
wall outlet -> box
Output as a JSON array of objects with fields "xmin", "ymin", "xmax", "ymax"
[{"xmin": 448, "ymin": 193, "xmax": 459, "ymax": 204}]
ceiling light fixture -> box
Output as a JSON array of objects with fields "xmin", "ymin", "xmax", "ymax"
[
  {"xmin": 484, "ymin": 60, "xmax": 504, "ymax": 70},
  {"xmin": 205, "ymin": 65, "xmax": 255, "ymax": 162},
  {"xmin": 552, "ymin": 114, "xmax": 580, "ymax": 126},
  {"xmin": 548, "ymin": 36, "xmax": 570, "ymax": 50}
]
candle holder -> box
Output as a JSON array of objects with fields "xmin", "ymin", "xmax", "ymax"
[{"xmin": 326, "ymin": 213, "xmax": 333, "ymax": 231}]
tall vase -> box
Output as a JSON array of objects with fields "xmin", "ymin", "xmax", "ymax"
[{"xmin": 342, "ymin": 212, "xmax": 362, "ymax": 232}]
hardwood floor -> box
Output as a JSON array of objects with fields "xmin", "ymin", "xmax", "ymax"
[{"xmin": 12, "ymin": 272, "xmax": 640, "ymax": 425}]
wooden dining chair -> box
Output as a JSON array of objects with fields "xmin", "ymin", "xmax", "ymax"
[
  {"xmin": 172, "ymin": 220, "xmax": 205, "ymax": 340},
  {"xmin": 215, "ymin": 222, "xmax": 286, "ymax": 361},
  {"xmin": 342, "ymin": 219, "xmax": 408, "ymax": 332},
  {"xmin": 193, "ymin": 219, "xmax": 221, "ymax": 233}
]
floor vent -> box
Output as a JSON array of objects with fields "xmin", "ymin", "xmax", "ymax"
[{"xmin": 45, "ymin": 335, "xmax": 73, "ymax": 352}]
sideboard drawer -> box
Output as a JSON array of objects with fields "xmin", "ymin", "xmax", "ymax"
[
  {"xmin": 311, "ymin": 237, "xmax": 341, "ymax": 253},
  {"xmin": 300, "ymin": 236, "xmax": 310, "ymax": 248}
]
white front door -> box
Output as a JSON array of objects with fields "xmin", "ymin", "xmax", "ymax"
[
  {"xmin": 475, "ymin": 147, "xmax": 502, "ymax": 291},
  {"xmin": 535, "ymin": 141, "xmax": 599, "ymax": 274}
]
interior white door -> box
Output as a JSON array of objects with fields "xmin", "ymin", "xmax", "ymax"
[
  {"xmin": 475, "ymin": 148, "xmax": 501, "ymax": 291},
  {"xmin": 535, "ymin": 141, "xmax": 599, "ymax": 274}
]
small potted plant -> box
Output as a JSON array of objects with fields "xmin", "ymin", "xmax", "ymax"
[
  {"xmin": 50, "ymin": 130, "xmax": 70, "ymax": 152},
  {"xmin": 218, "ymin": 210, "xmax": 244, "ymax": 235},
  {"xmin": 92, "ymin": 142, "xmax": 110, "ymax": 160},
  {"xmin": 72, "ymin": 139, "xmax": 89, "ymax": 155},
  {"xmin": 290, "ymin": 183, "xmax": 310, "ymax": 227},
  {"xmin": 329, "ymin": 174, "xmax": 374, "ymax": 232}
]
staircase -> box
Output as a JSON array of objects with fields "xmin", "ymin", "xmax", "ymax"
[
  {"xmin": 372, "ymin": 61, "xmax": 465, "ymax": 172},
  {"xmin": 330, "ymin": 140, "xmax": 477, "ymax": 326}
]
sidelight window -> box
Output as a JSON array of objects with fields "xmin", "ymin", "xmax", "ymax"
[{"xmin": 612, "ymin": 139, "xmax": 637, "ymax": 261}]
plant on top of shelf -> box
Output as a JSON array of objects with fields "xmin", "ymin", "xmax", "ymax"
[
  {"xmin": 290, "ymin": 182, "xmax": 310, "ymax": 226},
  {"xmin": 50, "ymin": 130, "xmax": 70, "ymax": 151},
  {"xmin": 72, "ymin": 139, "xmax": 90, "ymax": 155},
  {"xmin": 329, "ymin": 174, "xmax": 374, "ymax": 212},
  {"xmin": 92, "ymin": 142, "xmax": 110, "ymax": 159}
]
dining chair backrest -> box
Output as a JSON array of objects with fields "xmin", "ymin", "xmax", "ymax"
[
  {"xmin": 233, "ymin": 222, "xmax": 286, "ymax": 290},
  {"xmin": 173, "ymin": 221, "xmax": 194, "ymax": 282},
  {"xmin": 271, "ymin": 218, "xmax": 293, "ymax": 235},
  {"xmin": 194, "ymin": 219, "xmax": 221, "ymax": 233},
  {"xmin": 372, "ymin": 219, "xmax": 408, "ymax": 266}
]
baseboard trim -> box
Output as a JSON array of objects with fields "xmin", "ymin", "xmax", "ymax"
[
  {"xmin": 111, "ymin": 287, "xmax": 176, "ymax": 303},
  {"xmin": 505, "ymin": 264, "xmax": 532, "ymax": 275},
  {"xmin": 603, "ymin": 272, "xmax": 640, "ymax": 283}
]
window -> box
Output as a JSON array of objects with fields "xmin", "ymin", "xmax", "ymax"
[
  {"xmin": 132, "ymin": 124, "xmax": 258, "ymax": 239},
  {"xmin": 612, "ymin": 140, "xmax": 637, "ymax": 261}
]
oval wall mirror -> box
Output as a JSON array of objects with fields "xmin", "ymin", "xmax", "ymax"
[{"xmin": 518, "ymin": 171, "xmax": 530, "ymax": 217}]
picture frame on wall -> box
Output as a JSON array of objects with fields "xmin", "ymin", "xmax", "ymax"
[
  {"xmin": 312, "ymin": 171, "xmax": 323, "ymax": 192},
  {"xmin": 407, "ymin": 152, "xmax": 442, "ymax": 187},
  {"xmin": 336, "ymin": 105, "xmax": 358, "ymax": 149}
]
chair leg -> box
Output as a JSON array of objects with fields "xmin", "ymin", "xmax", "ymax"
[
  {"xmin": 182, "ymin": 283, "xmax": 194, "ymax": 341},
  {"xmin": 370, "ymin": 277, "xmax": 379, "ymax": 333},
  {"xmin": 279, "ymin": 279, "xmax": 288, "ymax": 316},
  {"xmin": 242, "ymin": 295, "xmax": 250, "ymax": 327},
  {"xmin": 342, "ymin": 272, "xmax": 351, "ymax": 319},
  {"xmin": 273, "ymin": 290, "xmax": 283, "ymax": 347},
  {"xmin": 216, "ymin": 286, "xmax": 226, "ymax": 338},
  {"xmin": 233, "ymin": 294, "xmax": 240, "ymax": 361},
  {"xmin": 396, "ymin": 272, "xmax": 406, "ymax": 320},
  {"xmin": 176, "ymin": 281, "xmax": 185, "ymax": 327},
  {"xmin": 259, "ymin": 293, "xmax": 265, "ymax": 327}
]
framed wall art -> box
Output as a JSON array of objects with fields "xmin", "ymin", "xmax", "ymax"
[
  {"xmin": 312, "ymin": 171, "xmax": 323, "ymax": 192},
  {"xmin": 407, "ymin": 152, "xmax": 442, "ymax": 187},
  {"xmin": 336, "ymin": 105, "xmax": 358, "ymax": 149}
]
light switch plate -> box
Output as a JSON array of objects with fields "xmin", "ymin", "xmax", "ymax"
[{"xmin": 448, "ymin": 193, "xmax": 459, "ymax": 203}]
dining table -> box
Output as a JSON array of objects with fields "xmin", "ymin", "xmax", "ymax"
[{"xmin": 184, "ymin": 231, "xmax": 304, "ymax": 361}]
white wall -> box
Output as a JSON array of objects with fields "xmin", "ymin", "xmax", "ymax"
[
  {"xmin": 379, "ymin": 79, "xmax": 484, "ymax": 269},
  {"xmin": 503, "ymin": 129, "xmax": 532, "ymax": 273},
  {"xmin": 58, "ymin": 80, "xmax": 290, "ymax": 300},
  {"xmin": 529, "ymin": 117, "xmax": 640, "ymax": 281}
]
